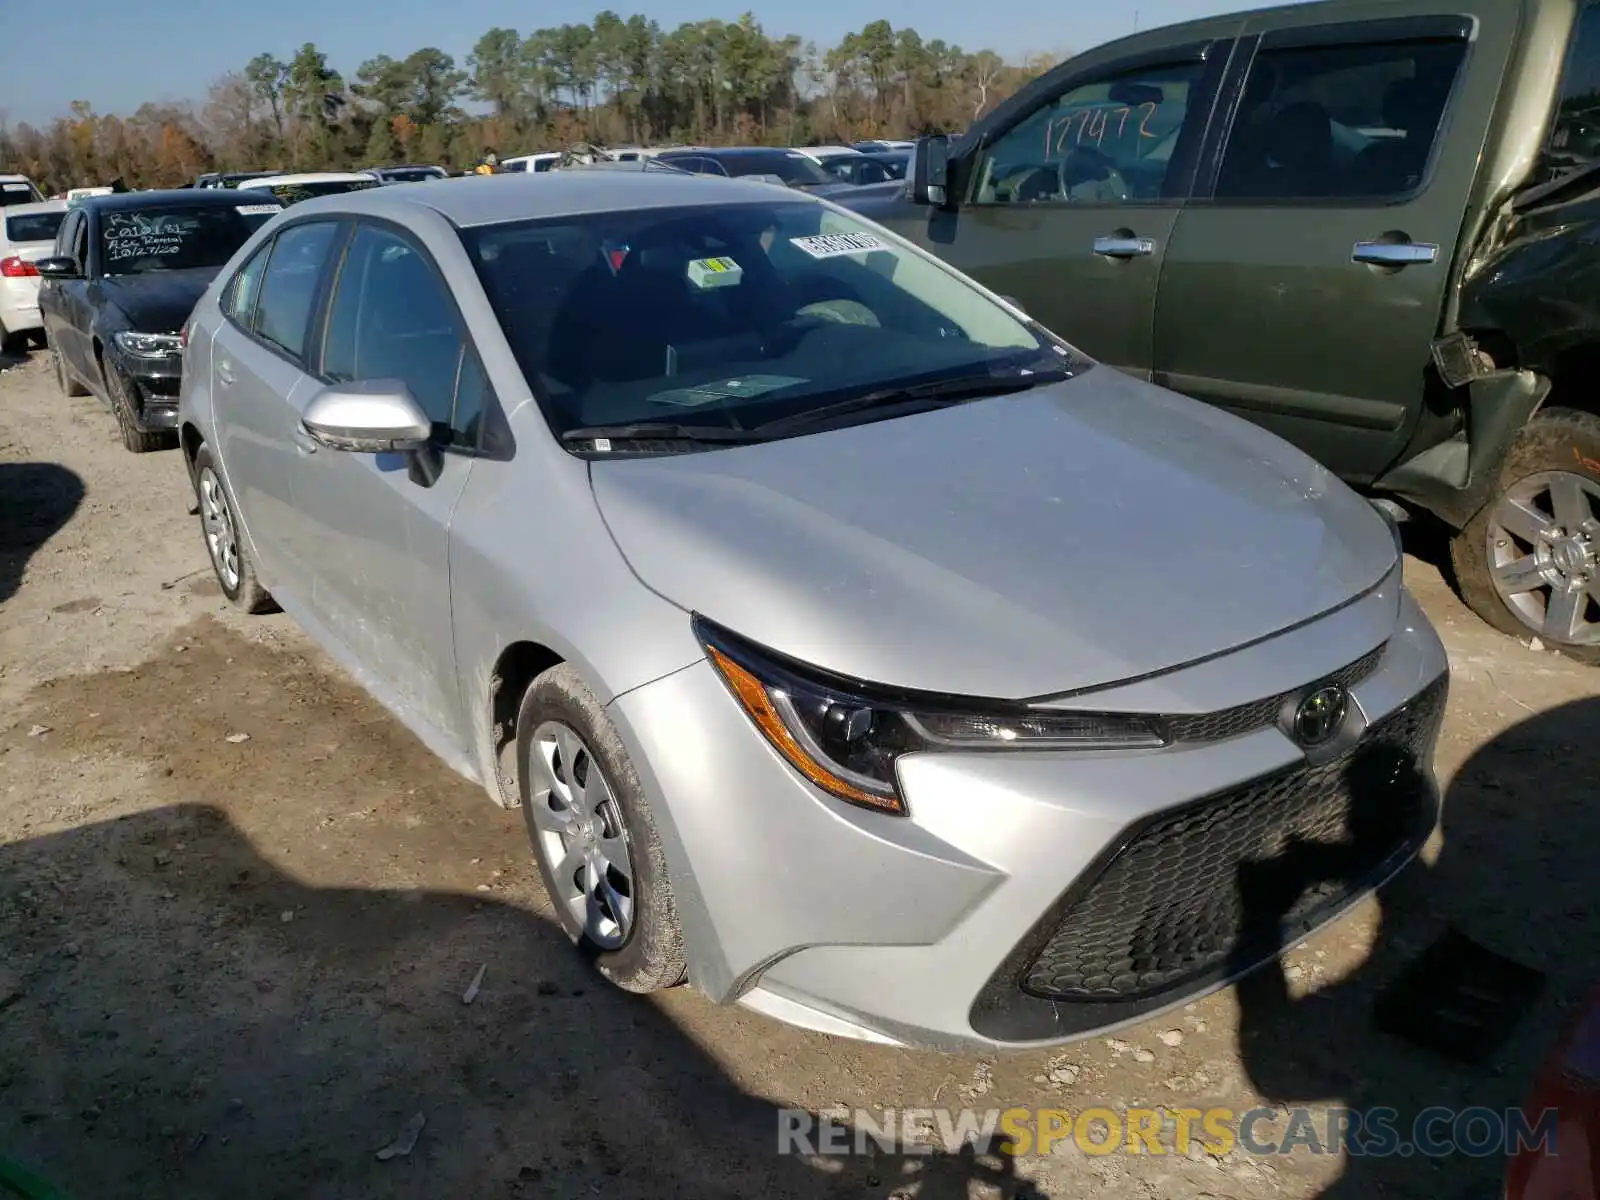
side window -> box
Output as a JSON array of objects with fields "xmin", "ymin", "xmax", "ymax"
[
  {"xmin": 971, "ymin": 61, "xmax": 1206, "ymax": 205},
  {"xmin": 224, "ymin": 242, "xmax": 271, "ymax": 328},
  {"xmin": 320, "ymin": 224, "xmax": 469, "ymax": 438},
  {"xmin": 71, "ymin": 216, "xmax": 89, "ymax": 269},
  {"xmin": 253, "ymin": 222, "xmax": 340, "ymax": 361},
  {"xmin": 1550, "ymin": 3, "xmax": 1600, "ymax": 165},
  {"xmin": 53, "ymin": 211, "xmax": 79, "ymax": 260},
  {"xmin": 452, "ymin": 347, "xmax": 490, "ymax": 450},
  {"xmin": 1214, "ymin": 37, "xmax": 1467, "ymax": 201}
]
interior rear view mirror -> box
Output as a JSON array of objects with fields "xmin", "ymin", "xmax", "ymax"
[{"xmin": 1109, "ymin": 82, "xmax": 1165, "ymax": 108}]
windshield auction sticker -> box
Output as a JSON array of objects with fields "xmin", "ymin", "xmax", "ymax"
[
  {"xmin": 235, "ymin": 204, "xmax": 282, "ymax": 215},
  {"xmin": 790, "ymin": 232, "xmax": 886, "ymax": 259}
]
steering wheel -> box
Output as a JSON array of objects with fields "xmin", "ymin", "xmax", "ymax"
[{"xmin": 1057, "ymin": 146, "xmax": 1132, "ymax": 203}]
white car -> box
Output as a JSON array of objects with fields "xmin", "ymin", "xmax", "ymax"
[
  {"xmin": 502, "ymin": 152, "xmax": 563, "ymax": 173},
  {"xmin": 792, "ymin": 145, "xmax": 864, "ymax": 161},
  {"xmin": 67, "ymin": 186, "xmax": 114, "ymax": 202},
  {"xmin": 0, "ymin": 174, "xmax": 45, "ymax": 208},
  {"xmin": 234, "ymin": 172, "xmax": 382, "ymax": 204},
  {"xmin": 0, "ymin": 198, "xmax": 67, "ymax": 352}
]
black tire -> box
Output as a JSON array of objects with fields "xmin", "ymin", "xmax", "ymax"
[
  {"xmin": 516, "ymin": 664, "xmax": 687, "ymax": 993},
  {"xmin": 1452, "ymin": 406, "xmax": 1600, "ymax": 665},
  {"xmin": 106, "ymin": 361, "xmax": 176, "ymax": 453},
  {"xmin": 191, "ymin": 444, "xmax": 277, "ymax": 614},
  {"xmin": 0, "ymin": 324, "xmax": 24, "ymax": 357},
  {"xmin": 51, "ymin": 338, "xmax": 88, "ymax": 397}
]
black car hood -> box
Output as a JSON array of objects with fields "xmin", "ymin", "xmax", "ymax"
[{"xmin": 94, "ymin": 267, "xmax": 221, "ymax": 334}]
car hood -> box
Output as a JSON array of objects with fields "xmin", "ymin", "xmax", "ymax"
[
  {"xmin": 95, "ymin": 267, "xmax": 221, "ymax": 334},
  {"xmin": 589, "ymin": 368, "xmax": 1399, "ymax": 699}
]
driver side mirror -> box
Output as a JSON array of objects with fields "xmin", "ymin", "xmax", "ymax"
[
  {"xmin": 34, "ymin": 256, "xmax": 81, "ymax": 279},
  {"xmin": 910, "ymin": 134, "xmax": 952, "ymax": 208},
  {"xmin": 301, "ymin": 380, "xmax": 443, "ymax": 487}
]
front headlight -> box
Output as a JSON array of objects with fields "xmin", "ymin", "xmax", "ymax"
[
  {"xmin": 694, "ymin": 616, "xmax": 1168, "ymax": 816},
  {"xmin": 113, "ymin": 331, "xmax": 182, "ymax": 359}
]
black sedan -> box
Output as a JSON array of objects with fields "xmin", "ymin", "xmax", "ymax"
[{"xmin": 36, "ymin": 189, "xmax": 281, "ymax": 451}]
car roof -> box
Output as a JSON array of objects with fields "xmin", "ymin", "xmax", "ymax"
[
  {"xmin": 3, "ymin": 199, "xmax": 68, "ymax": 217},
  {"xmin": 278, "ymin": 169, "xmax": 816, "ymax": 228},
  {"xmin": 76, "ymin": 189, "xmax": 258, "ymax": 213}
]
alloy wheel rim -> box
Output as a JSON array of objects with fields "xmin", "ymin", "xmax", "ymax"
[
  {"xmin": 1486, "ymin": 469, "xmax": 1600, "ymax": 645},
  {"xmin": 197, "ymin": 467, "xmax": 240, "ymax": 590},
  {"xmin": 527, "ymin": 720, "xmax": 635, "ymax": 949}
]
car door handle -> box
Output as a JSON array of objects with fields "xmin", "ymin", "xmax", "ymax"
[
  {"xmin": 1093, "ymin": 234, "xmax": 1156, "ymax": 259},
  {"xmin": 1352, "ymin": 240, "xmax": 1438, "ymax": 266},
  {"xmin": 291, "ymin": 426, "xmax": 319, "ymax": 455}
]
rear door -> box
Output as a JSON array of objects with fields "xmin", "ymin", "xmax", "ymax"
[
  {"xmin": 1153, "ymin": 6, "xmax": 1516, "ymax": 482},
  {"xmin": 210, "ymin": 220, "xmax": 344, "ymax": 593},
  {"xmin": 287, "ymin": 220, "xmax": 491, "ymax": 745},
  {"xmin": 888, "ymin": 40, "xmax": 1231, "ymax": 377},
  {"xmin": 37, "ymin": 209, "xmax": 82, "ymax": 360}
]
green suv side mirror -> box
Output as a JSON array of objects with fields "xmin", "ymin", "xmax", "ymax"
[{"xmin": 911, "ymin": 134, "xmax": 952, "ymax": 208}]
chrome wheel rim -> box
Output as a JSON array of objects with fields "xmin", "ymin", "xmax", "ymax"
[
  {"xmin": 527, "ymin": 721, "xmax": 635, "ymax": 949},
  {"xmin": 197, "ymin": 467, "xmax": 240, "ymax": 591},
  {"xmin": 1486, "ymin": 469, "xmax": 1600, "ymax": 645}
]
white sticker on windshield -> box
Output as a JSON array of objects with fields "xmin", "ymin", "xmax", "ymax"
[
  {"xmin": 790, "ymin": 232, "xmax": 886, "ymax": 259},
  {"xmin": 235, "ymin": 204, "xmax": 282, "ymax": 215}
]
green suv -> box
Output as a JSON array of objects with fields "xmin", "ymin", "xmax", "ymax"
[{"xmin": 843, "ymin": 0, "xmax": 1600, "ymax": 663}]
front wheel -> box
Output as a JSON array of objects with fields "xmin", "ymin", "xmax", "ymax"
[
  {"xmin": 192, "ymin": 445, "xmax": 276, "ymax": 613},
  {"xmin": 516, "ymin": 664, "xmax": 686, "ymax": 993},
  {"xmin": 1452, "ymin": 407, "xmax": 1600, "ymax": 663}
]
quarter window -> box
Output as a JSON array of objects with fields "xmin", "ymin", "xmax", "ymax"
[
  {"xmin": 253, "ymin": 221, "xmax": 339, "ymax": 360},
  {"xmin": 1214, "ymin": 38, "xmax": 1467, "ymax": 200},
  {"xmin": 224, "ymin": 243, "xmax": 270, "ymax": 327},
  {"xmin": 1550, "ymin": 3, "xmax": 1600, "ymax": 166},
  {"xmin": 321, "ymin": 224, "xmax": 474, "ymax": 441},
  {"xmin": 971, "ymin": 62, "xmax": 1206, "ymax": 205}
]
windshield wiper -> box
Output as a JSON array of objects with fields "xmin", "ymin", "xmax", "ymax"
[
  {"xmin": 560, "ymin": 422, "xmax": 764, "ymax": 448},
  {"xmin": 750, "ymin": 367, "xmax": 1066, "ymax": 437}
]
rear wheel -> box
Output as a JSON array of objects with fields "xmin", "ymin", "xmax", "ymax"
[
  {"xmin": 51, "ymin": 338, "xmax": 87, "ymax": 397},
  {"xmin": 1452, "ymin": 407, "xmax": 1600, "ymax": 664},
  {"xmin": 516, "ymin": 664, "xmax": 686, "ymax": 993},
  {"xmin": 106, "ymin": 362, "xmax": 176, "ymax": 453},
  {"xmin": 193, "ymin": 444, "xmax": 276, "ymax": 613}
]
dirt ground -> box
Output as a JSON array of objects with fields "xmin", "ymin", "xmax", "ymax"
[{"xmin": 1, "ymin": 345, "xmax": 1596, "ymax": 1200}]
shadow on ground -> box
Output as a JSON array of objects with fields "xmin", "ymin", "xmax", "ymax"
[
  {"xmin": 0, "ymin": 461, "xmax": 84, "ymax": 604},
  {"xmin": 1231, "ymin": 694, "xmax": 1600, "ymax": 1197}
]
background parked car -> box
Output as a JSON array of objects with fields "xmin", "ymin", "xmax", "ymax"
[
  {"xmin": 501, "ymin": 152, "xmax": 562, "ymax": 173},
  {"xmin": 816, "ymin": 149, "xmax": 910, "ymax": 185},
  {"xmin": 235, "ymin": 171, "xmax": 382, "ymax": 205},
  {"xmin": 192, "ymin": 171, "xmax": 280, "ymax": 190},
  {"xmin": 844, "ymin": 0, "xmax": 1600, "ymax": 664},
  {"xmin": 0, "ymin": 175, "xmax": 45, "ymax": 207},
  {"xmin": 0, "ymin": 199, "xmax": 67, "ymax": 353},
  {"xmin": 35, "ymin": 189, "xmax": 280, "ymax": 451},
  {"xmin": 370, "ymin": 165, "xmax": 449, "ymax": 184},
  {"xmin": 652, "ymin": 146, "xmax": 856, "ymax": 192}
]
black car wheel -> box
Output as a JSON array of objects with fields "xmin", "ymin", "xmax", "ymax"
[{"xmin": 1453, "ymin": 406, "xmax": 1600, "ymax": 664}]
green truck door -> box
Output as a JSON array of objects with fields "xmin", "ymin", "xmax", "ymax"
[
  {"xmin": 1153, "ymin": 7, "xmax": 1515, "ymax": 483},
  {"xmin": 899, "ymin": 41, "xmax": 1229, "ymax": 376}
]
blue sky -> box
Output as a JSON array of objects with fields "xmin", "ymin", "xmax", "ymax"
[{"xmin": 6, "ymin": 0, "xmax": 1274, "ymax": 127}]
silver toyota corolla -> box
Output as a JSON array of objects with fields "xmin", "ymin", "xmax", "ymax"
[{"xmin": 176, "ymin": 172, "xmax": 1449, "ymax": 1051}]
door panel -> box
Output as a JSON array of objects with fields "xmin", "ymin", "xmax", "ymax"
[
  {"xmin": 902, "ymin": 49, "xmax": 1222, "ymax": 375},
  {"xmin": 1154, "ymin": 10, "xmax": 1516, "ymax": 483}
]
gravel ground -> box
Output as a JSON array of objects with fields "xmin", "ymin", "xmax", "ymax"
[{"xmin": 1, "ymin": 346, "xmax": 1596, "ymax": 1200}]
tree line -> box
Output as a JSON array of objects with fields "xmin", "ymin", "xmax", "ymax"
[{"xmin": 0, "ymin": 15, "xmax": 1063, "ymax": 193}]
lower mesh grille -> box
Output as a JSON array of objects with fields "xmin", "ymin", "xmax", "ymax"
[{"xmin": 1019, "ymin": 675, "xmax": 1447, "ymax": 1004}]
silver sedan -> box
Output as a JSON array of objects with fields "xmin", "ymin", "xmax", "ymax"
[{"xmin": 176, "ymin": 172, "xmax": 1448, "ymax": 1051}]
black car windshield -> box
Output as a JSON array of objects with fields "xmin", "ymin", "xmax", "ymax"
[
  {"xmin": 98, "ymin": 205, "xmax": 258, "ymax": 275},
  {"xmin": 463, "ymin": 200, "xmax": 1077, "ymax": 441}
]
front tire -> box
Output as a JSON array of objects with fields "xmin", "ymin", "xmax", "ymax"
[
  {"xmin": 1452, "ymin": 407, "xmax": 1600, "ymax": 664},
  {"xmin": 192, "ymin": 445, "xmax": 276, "ymax": 613},
  {"xmin": 516, "ymin": 664, "xmax": 687, "ymax": 993}
]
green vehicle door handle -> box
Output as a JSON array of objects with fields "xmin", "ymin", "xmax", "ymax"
[
  {"xmin": 1093, "ymin": 235, "xmax": 1156, "ymax": 259},
  {"xmin": 1352, "ymin": 240, "xmax": 1438, "ymax": 266}
]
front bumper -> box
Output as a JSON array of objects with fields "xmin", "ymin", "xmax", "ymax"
[
  {"xmin": 608, "ymin": 570, "xmax": 1448, "ymax": 1051},
  {"xmin": 108, "ymin": 346, "xmax": 182, "ymax": 430}
]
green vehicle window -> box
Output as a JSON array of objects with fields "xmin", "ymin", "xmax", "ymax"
[
  {"xmin": 1215, "ymin": 38, "xmax": 1467, "ymax": 201},
  {"xmin": 970, "ymin": 62, "xmax": 1204, "ymax": 206},
  {"xmin": 1550, "ymin": 3, "xmax": 1600, "ymax": 165}
]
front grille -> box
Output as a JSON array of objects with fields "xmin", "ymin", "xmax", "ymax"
[
  {"xmin": 1018, "ymin": 674, "xmax": 1447, "ymax": 1005},
  {"xmin": 1164, "ymin": 642, "xmax": 1386, "ymax": 744}
]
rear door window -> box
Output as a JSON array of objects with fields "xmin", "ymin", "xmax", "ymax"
[
  {"xmin": 5, "ymin": 210, "xmax": 65, "ymax": 244},
  {"xmin": 224, "ymin": 242, "xmax": 272, "ymax": 329},
  {"xmin": 1214, "ymin": 36, "xmax": 1468, "ymax": 200},
  {"xmin": 1550, "ymin": 3, "xmax": 1600, "ymax": 164},
  {"xmin": 252, "ymin": 222, "xmax": 340, "ymax": 362}
]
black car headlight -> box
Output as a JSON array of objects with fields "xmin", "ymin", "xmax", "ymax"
[
  {"xmin": 694, "ymin": 616, "xmax": 1168, "ymax": 816},
  {"xmin": 113, "ymin": 331, "xmax": 182, "ymax": 360}
]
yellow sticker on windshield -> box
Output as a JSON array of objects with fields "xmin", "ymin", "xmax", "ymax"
[{"xmin": 687, "ymin": 256, "xmax": 743, "ymax": 289}]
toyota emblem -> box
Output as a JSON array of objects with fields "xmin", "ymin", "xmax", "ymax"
[{"xmin": 1292, "ymin": 685, "xmax": 1349, "ymax": 748}]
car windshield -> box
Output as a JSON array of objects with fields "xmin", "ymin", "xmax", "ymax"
[
  {"xmin": 98, "ymin": 205, "xmax": 257, "ymax": 275},
  {"xmin": 720, "ymin": 154, "xmax": 835, "ymax": 186},
  {"xmin": 252, "ymin": 179, "xmax": 379, "ymax": 205},
  {"xmin": 381, "ymin": 170, "xmax": 437, "ymax": 183},
  {"xmin": 6, "ymin": 210, "xmax": 64, "ymax": 243},
  {"xmin": 463, "ymin": 199, "xmax": 1075, "ymax": 443},
  {"xmin": 1, "ymin": 181, "xmax": 42, "ymax": 207}
]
